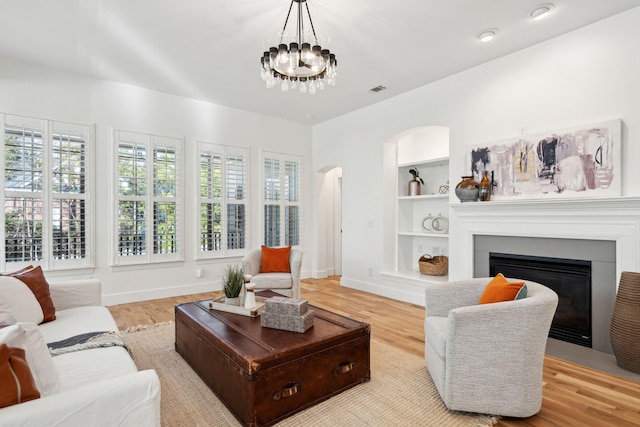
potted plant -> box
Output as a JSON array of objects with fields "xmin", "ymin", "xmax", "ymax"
[
  {"xmin": 408, "ymin": 167, "xmax": 424, "ymax": 196},
  {"xmin": 222, "ymin": 264, "xmax": 244, "ymax": 305}
]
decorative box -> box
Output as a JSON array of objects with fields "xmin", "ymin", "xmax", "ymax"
[
  {"xmin": 264, "ymin": 297, "xmax": 309, "ymax": 316},
  {"xmin": 261, "ymin": 309, "xmax": 315, "ymax": 333}
]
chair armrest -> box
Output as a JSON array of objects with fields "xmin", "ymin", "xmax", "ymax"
[
  {"xmin": 290, "ymin": 249, "xmax": 303, "ymax": 299},
  {"xmin": 49, "ymin": 279, "xmax": 102, "ymax": 310},
  {"xmin": 242, "ymin": 249, "xmax": 262, "ymax": 276},
  {"xmin": 425, "ymin": 278, "xmax": 488, "ymax": 317},
  {"xmin": 0, "ymin": 369, "xmax": 161, "ymax": 427}
]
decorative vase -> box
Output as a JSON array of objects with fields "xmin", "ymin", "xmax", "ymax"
[
  {"xmin": 408, "ymin": 179, "xmax": 421, "ymax": 196},
  {"xmin": 478, "ymin": 171, "xmax": 492, "ymax": 201},
  {"xmin": 244, "ymin": 283, "xmax": 257, "ymax": 309},
  {"xmin": 610, "ymin": 271, "xmax": 640, "ymax": 374},
  {"xmin": 455, "ymin": 176, "xmax": 479, "ymax": 202}
]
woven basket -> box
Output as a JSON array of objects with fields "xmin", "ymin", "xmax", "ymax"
[{"xmin": 418, "ymin": 255, "xmax": 448, "ymax": 276}]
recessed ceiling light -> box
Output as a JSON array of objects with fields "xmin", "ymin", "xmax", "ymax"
[
  {"xmin": 530, "ymin": 3, "xmax": 555, "ymax": 20},
  {"xmin": 477, "ymin": 29, "xmax": 498, "ymax": 42}
]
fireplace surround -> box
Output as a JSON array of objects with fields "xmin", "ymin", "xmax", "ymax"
[{"xmin": 450, "ymin": 197, "xmax": 640, "ymax": 354}]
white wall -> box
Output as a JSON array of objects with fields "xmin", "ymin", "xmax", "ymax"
[
  {"xmin": 311, "ymin": 7, "xmax": 640, "ymax": 304},
  {"xmin": 0, "ymin": 57, "xmax": 312, "ymax": 304}
]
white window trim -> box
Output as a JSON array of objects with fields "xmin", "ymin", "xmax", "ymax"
[
  {"xmin": 1, "ymin": 113, "xmax": 95, "ymax": 272},
  {"xmin": 261, "ymin": 150, "xmax": 302, "ymax": 248},
  {"xmin": 112, "ymin": 129, "xmax": 184, "ymax": 266},
  {"xmin": 197, "ymin": 142, "xmax": 249, "ymax": 259}
]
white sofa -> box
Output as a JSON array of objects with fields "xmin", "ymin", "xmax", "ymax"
[{"xmin": 0, "ymin": 278, "xmax": 161, "ymax": 427}]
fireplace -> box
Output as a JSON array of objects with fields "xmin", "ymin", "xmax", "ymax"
[
  {"xmin": 489, "ymin": 253, "xmax": 592, "ymax": 348},
  {"xmin": 472, "ymin": 234, "xmax": 615, "ymax": 353},
  {"xmin": 450, "ymin": 197, "xmax": 640, "ymax": 366}
]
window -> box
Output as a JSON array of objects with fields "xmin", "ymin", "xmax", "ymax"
[
  {"xmin": 114, "ymin": 130, "xmax": 183, "ymax": 265},
  {"xmin": 262, "ymin": 152, "xmax": 301, "ymax": 247},
  {"xmin": 198, "ymin": 143, "xmax": 248, "ymax": 257},
  {"xmin": 2, "ymin": 113, "xmax": 93, "ymax": 271}
]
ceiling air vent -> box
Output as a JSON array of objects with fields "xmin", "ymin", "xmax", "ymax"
[{"xmin": 369, "ymin": 85, "xmax": 387, "ymax": 93}]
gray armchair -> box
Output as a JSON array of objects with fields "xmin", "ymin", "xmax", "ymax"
[
  {"xmin": 241, "ymin": 248, "xmax": 303, "ymax": 298},
  {"xmin": 424, "ymin": 278, "xmax": 558, "ymax": 418}
]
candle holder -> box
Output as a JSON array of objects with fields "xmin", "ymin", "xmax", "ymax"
[{"xmin": 244, "ymin": 283, "xmax": 257, "ymax": 309}]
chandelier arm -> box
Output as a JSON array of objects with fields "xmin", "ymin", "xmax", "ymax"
[
  {"xmin": 279, "ymin": 1, "xmax": 296, "ymax": 44},
  {"xmin": 304, "ymin": 2, "xmax": 319, "ymax": 45}
]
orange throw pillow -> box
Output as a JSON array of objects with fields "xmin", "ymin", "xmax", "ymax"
[
  {"xmin": 0, "ymin": 344, "xmax": 41, "ymax": 408},
  {"xmin": 478, "ymin": 273, "xmax": 527, "ymax": 304},
  {"xmin": 1, "ymin": 266, "xmax": 56, "ymax": 323},
  {"xmin": 260, "ymin": 246, "xmax": 292, "ymax": 273}
]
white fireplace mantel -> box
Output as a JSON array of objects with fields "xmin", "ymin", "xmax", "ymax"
[{"xmin": 449, "ymin": 197, "xmax": 640, "ymax": 284}]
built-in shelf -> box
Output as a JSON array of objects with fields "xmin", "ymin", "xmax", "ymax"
[
  {"xmin": 399, "ymin": 194, "xmax": 448, "ymax": 201},
  {"xmin": 397, "ymin": 156, "xmax": 449, "ymax": 168},
  {"xmin": 381, "ymin": 270, "xmax": 449, "ymax": 285},
  {"xmin": 398, "ymin": 232, "xmax": 449, "ymax": 238}
]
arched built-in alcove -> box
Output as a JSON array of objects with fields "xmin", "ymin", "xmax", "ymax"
[{"xmin": 382, "ymin": 126, "xmax": 450, "ymax": 283}]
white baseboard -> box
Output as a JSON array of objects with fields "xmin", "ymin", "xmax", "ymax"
[
  {"xmin": 310, "ymin": 269, "xmax": 329, "ymax": 279},
  {"xmin": 340, "ymin": 277, "xmax": 424, "ymax": 306},
  {"xmin": 103, "ymin": 281, "xmax": 221, "ymax": 306}
]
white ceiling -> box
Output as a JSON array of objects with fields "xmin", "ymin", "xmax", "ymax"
[{"xmin": 1, "ymin": 1, "xmax": 639, "ymax": 124}]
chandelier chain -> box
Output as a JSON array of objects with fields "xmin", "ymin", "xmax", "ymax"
[
  {"xmin": 304, "ymin": 3, "xmax": 319, "ymax": 46},
  {"xmin": 279, "ymin": 1, "xmax": 295, "ymax": 44}
]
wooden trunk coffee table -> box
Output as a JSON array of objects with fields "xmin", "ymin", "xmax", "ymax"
[{"xmin": 175, "ymin": 298, "xmax": 370, "ymax": 427}]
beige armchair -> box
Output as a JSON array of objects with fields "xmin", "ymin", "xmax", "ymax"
[
  {"xmin": 424, "ymin": 278, "xmax": 558, "ymax": 418},
  {"xmin": 241, "ymin": 248, "xmax": 303, "ymax": 298}
]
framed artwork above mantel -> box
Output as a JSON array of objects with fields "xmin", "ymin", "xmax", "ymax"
[{"xmin": 467, "ymin": 119, "xmax": 622, "ymax": 201}]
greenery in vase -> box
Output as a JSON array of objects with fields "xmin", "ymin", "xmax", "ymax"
[
  {"xmin": 222, "ymin": 264, "xmax": 244, "ymax": 298},
  {"xmin": 409, "ymin": 167, "xmax": 424, "ymax": 185}
]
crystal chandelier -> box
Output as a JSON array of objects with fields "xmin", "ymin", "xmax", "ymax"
[{"xmin": 260, "ymin": 0, "xmax": 337, "ymax": 94}]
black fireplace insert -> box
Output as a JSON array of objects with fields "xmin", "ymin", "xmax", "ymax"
[{"xmin": 489, "ymin": 252, "xmax": 592, "ymax": 348}]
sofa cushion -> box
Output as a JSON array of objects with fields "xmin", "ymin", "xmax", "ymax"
[
  {"xmin": 38, "ymin": 306, "xmax": 119, "ymax": 343},
  {"xmin": 0, "ymin": 344, "xmax": 41, "ymax": 408},
  {"xmin": 37, "ymin": 306, "xmax": 138, "ymax": 391},
  {"xmin": 0, "ymin": 276, "xmax": 44, "ymax": 324},
  {"xmin": 3, "ymin": 266, "xmax": 56, "ymax": 323},
  {"xmin": 0, "ymin": 323, "xmax": 62, "ymax": 396},
  {"xmin": 478, "ymin": 273, "xmax": 527, "ymax": 305},
  {"xmin": 53, "ymin": 347, "xmax": 138, "ymax": 392},
  {"xmin": 260, "ymin": 245, "xmax": 291, "ymax": 273}
]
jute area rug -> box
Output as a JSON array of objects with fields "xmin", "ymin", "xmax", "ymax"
[{"xmin": 122, "ymin": 322, "xmax": 498, "ymax": 427}]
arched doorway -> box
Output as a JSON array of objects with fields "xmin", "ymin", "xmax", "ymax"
[{"xmin": 316, "ymin": 166, "xmax": 342, "ymax": 278}]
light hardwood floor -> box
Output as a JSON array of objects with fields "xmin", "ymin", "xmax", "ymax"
[{"xmin": 108, "ymin": 276, "xmax": 640, "ymax": 427}]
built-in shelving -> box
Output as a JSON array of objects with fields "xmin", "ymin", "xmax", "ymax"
[{"xmin": 393, "ymin": 157, "xmax": 450, "ymax": 283}]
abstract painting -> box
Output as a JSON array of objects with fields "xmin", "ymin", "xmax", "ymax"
[{"xmin": 468, "ymin": 119, "xmax": 621, "ymax": 200}]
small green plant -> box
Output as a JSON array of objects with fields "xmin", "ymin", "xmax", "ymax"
[
  {"xmin": 223, "ymin": 264, "xmax": 244, "ymax": 298},
  {"xmin": 409, "ymin": 167, "xmax": 424, "ymax": 185}
]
